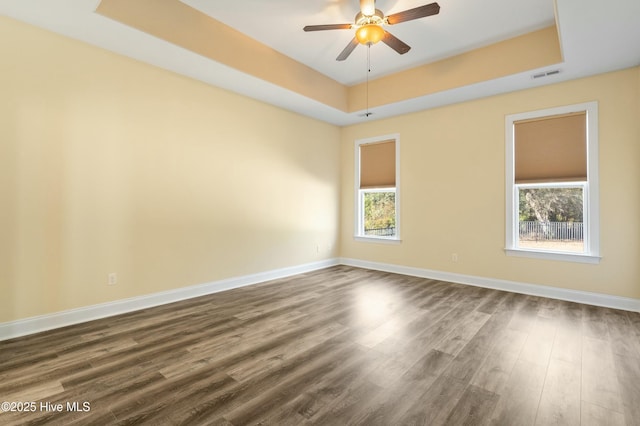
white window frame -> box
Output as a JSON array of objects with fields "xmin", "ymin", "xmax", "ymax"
[
  {"xmin": 505, "ymin": 101, "xmax": 600, "ymax": 264},
  {"xmin": 354, "ymin": 134, "xmax": 401, "ymax": 244}
]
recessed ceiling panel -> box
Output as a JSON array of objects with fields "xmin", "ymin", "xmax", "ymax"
[{"xmin": 181, "ymin": 0, "xmax": 555, "ymax": 85}]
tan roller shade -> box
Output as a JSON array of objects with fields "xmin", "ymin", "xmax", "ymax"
[
  {"xmin": 360, "ymin": 140, "xmax": 396, "ymax": 189},
  {"xmin": 514, "ymin": 112, "xmax": 587, "ymax": 183}
]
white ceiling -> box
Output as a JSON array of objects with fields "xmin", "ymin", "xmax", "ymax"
[
  {"xmin": 1, "ymin": 0, "xmax": 639, "ymax": 125},
  {"xmin": 182, "ymin": 0, "xmax": 555, "ymax": 86}
]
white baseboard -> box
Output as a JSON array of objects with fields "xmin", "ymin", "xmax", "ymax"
[
  {"xmin": 340, "ymin": 257, "xmax": 640, "ymax": 313},
  {"xmin": 0, "ymin": 258, "xmax": 339, "ymax": 341},
  {"xmin": 3, "ymin": 256, "xmax": 638, "ymax": 341}
]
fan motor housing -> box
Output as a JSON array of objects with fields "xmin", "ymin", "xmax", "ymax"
[{"xmin": 355, "ymin": 9, "xmax": 385, "ymax": 26}]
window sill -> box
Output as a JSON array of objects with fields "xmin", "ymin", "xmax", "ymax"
[
  {"xmin": 354, "ymin": 236, "xmax": 402, "ymax": 245},
  {"xmin": 505, "ymin": 248, "xmax": 601, "ymax": 264}
]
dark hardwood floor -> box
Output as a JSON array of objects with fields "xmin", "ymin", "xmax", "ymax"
[{"xmin": 1, "ymin": 265, "xmax": 639, "ymax": 425}]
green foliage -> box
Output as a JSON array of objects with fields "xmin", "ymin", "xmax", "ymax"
[
  {"xmin": 519, "ymin": 187, "xmax": 583, "ymax": 222},
  {"xmin": 364, "ymin": 191, "xmax": 396, "ymax": 230}
]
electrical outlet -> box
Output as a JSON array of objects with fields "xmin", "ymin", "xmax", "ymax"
[
  {"xmin": 108, "ymin": 273, "xmax": 117, "ymax": 285},
  {"xmin": 451, "ymin": 253, "xmax": 459, "ymax": 263}
]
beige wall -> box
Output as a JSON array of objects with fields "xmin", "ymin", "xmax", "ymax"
[
  {"xmin": 2, "ymin": 17, "xmax": 639, "ymax": 326},
  {"xmin": 0, "ymin": 18, "xmax": 341, "ymax": 323},
  {"xmin": 341, "ymin": 67, "xmax": 640, "ymax": 299}
]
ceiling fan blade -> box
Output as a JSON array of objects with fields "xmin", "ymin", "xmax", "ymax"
[
  {"xmin": 381, "ymin": 31, "xmax": 411, "ymax": 55},
  {"xmin": 360, "ymin": 0, "xmax": 376, "ymax": 16},
  {"xmin": 386, "ymin": 2, "xmax": 440, "ymax": 25},
  {"xmin": 303, "ymin": 23, "xmax": 352, "ymax": 32},
  {"xmin": 336, "ymin": 37, "xmax": 359, "ymax": 61}
]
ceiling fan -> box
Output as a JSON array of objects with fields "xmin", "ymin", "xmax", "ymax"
[{"xmin": 303, "ymin": 0, "xmax": 440, "ymax": 61}]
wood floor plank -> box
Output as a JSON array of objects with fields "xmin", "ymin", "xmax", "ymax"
[
  {"xmin": 442, "ymin": 308, "xmax": 519, "ymax": 385},
  {"xmin": 627, "ymin": 311, "xmax": 640, "ymax": 334},
  {"xmin": 551, "ymin": 325, "xmax": 582, "ymax": 366},
  {"xmin": 170, "ymin": 335, "xmax": 359, "ymax": 424},
  {"xmin": 443, "ymin": 384, "xmax": 500, "ymax": 425},
  {"xmin": 434, "ymin": 310, "xmax": 491, "ymax": 356},
  {"xmin": 351, "ymin": 376, "xmax": 438, "ymax": 426},
  {"xmin": 490, "ymin": 326, "xmax": 529, "ymax": 357},
  {"xmin": 535, "ymin": 358, "xmax": 581, "ymax": 425},
  {"xmin": 508, "ymin": 295, "xmax": 544, "ymax": 333},
  {"xmin": 476, "ymin": 289, "xmax": 509, "ymax": 315},
  {"xmin": 1, "ymin": 265, "xmax": 639, "ymax": 425},
  {"xmin": 307, "ymin": 376, "xmax": 383, "ymax": 424},
  {"xmin": 582, "ymin": 336, "xmax": 624, "ymax": 413},
  {"xmin": 613, "ymin": 353, "xmax": 640, "ymax": 426},
  {"xmin": 225, "ymin": 321, "xmax": 349, "ymax": 382},
  {"xmin": 489, "ymin": 359, "xmax": 547, "ymax": 425},
  {"xmin": 223, "ymin": 342, "xmax": 360, "ymax": 425},
  {"xmin": 582, "ymin": 304, "xmax": 611, "ymax": 340},
  {"xmin": 605, "ymin": 308, "xmax": 640, "ymax": 359},
  {"xmin": 580, "ymin": 401, "xmax": 627, "ymax": 426},
  {"xmin": 398, "ymin": 373, "xmax": 468, "ymax": 425},
  {"xmin": 110, "ymin": 370, "xmax": 237, "ymax": 424},
  {"xmin": 519, "ymin": 315, "xmax": 557, "ymax": 367},
  {"xmin": 288, "ymin": 346, "xmax": 378, "ymax": 421},
  {"xmin": 371, "ymin": 286, "xmax": 465, "ymax": 356},
  {"xmin": 471, "ymin": 345, "xmax": 520, "ymax": 394}
]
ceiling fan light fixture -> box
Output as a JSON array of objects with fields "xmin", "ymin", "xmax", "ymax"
[
  {"xmin": 304, "ymin": 2, "xmax": 441, "ymax": 60},
  {"xmin": 356, "ymin": 24, "xmax": 384, "ymax": 45}
]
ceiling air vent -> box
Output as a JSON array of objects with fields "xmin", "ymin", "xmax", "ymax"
[{"xmin": 532, "ymin": 69, "xmax": 561, "ymax": 79}]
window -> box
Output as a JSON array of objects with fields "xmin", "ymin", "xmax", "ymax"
[
  {"xmin": 505, "ymin": 102, "xmax": 600, "ymax": 263},
  {"xmin": 355, "ymin": 135, "xmax": 400, "ymax": 242}
]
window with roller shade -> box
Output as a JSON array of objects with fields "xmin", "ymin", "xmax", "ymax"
[
  {"xmin": 355, "ymin": 136, "xmax": 400, "ymax": 240},
  {"xmin": 505, "ymin": 102, "xmax": 600, "ymax": 263}
]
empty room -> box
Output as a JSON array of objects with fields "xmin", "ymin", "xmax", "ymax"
[{"xmin": 1, "ymin": 0, "xmax": 639, "ymax": 424}]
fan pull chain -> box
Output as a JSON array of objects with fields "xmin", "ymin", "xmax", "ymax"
[{"xmin": 365, "ymin": 44, "xmax": 372, "ymax": 117}]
